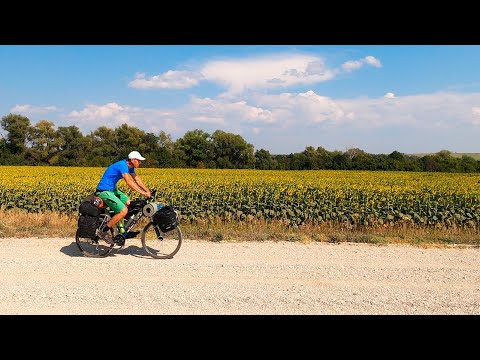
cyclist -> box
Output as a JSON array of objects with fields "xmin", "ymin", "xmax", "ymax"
[{"xmin": 96, "ymin": 150, "xmax": 152, "ymax": 243}]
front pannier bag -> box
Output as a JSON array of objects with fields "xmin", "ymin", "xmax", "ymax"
[{"xmin": 152, "ymin": 206, "xmax": 178, "ymax": 232}]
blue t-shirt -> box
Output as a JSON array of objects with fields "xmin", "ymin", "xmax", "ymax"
[{"xmin": 97, "ymin": 159, "xmax": 135, "ymax": 191}]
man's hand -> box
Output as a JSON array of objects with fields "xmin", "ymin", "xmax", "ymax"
[{"xmin": 144, "ymin": 190, "xmax": 152, "ymax": 199}]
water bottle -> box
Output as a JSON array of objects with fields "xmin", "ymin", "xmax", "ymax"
[{"xmin": 117, "ymin": 220, "xmax": 125, "ymax": 235}]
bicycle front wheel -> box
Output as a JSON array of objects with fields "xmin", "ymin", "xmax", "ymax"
[
  {"xmin": 141, "ymin": 222, "xmax": 182, "ymax": 259},
  {"xmin": 75, "ymin": 229, "xmax": 114, "ymax": 258}
]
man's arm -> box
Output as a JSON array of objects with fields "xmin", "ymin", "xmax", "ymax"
[
  {"xmin": 131, "ymin": 173, "xmax": 151, "ymax": 197},
  {"xmin": 122, "ymin": 173, "xmax": 150, "ymax": 197}
]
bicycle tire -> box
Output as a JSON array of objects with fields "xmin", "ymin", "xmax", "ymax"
[
  {"xmin": 75, "ymin": 228, "xmax": 114, "ymax": 258},
  {"xmin": 141, "ymin": 222, "xmax": 182, "ymax": 259}
]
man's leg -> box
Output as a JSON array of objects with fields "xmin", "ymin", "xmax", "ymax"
[
  {"xmin": 107, "ymin": 206, "xmax": 128, "ymax": 229},
  {"xmin": 109, "ymin": 189, "xmax": 130, "ymax": 229},
  {"xmin": 97, "ymin": 191, "xmax": 128, "ymax": 230}
]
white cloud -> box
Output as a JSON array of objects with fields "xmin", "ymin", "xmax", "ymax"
[
  {"xmin": 65, "ymin": 102, "xmax": 179, "ymax": 134},
  {"xmin": 384, "ymin": 92, "xmax": 395, "ymax": 98},
  {"xmin": 341, "ymin": 56, "xmax": 382, "ymax": 72},
  {"xmin": 183, "ymin": 96, "xmax": 275, "ymax": 125},
  {"xmin": 365, "ymin": 56, "xmax": 382, "ymax": 67},
  {"xmin": 128, "ymin": 70, "xmax": 202, "ymax": 89},
  {"xmin": 253, "ymin": 90, "xmax": 348, "ymax": 126},
  {"xmin": 69, "ymin": 102, "xmax": 125, "ymax": 120},
  {"xmin": 341, "ymin": 60, "xmax": 363, "ymax": 72},
  {"xmin": 200, "ymin": 54, "xmax": 338, "ymax": 95},
  {"xmin": 31, "ymin": 88, "xmax": 477, "ymax": 157},
  {"xmin": 127, "ymin": 53, "xmax": 382, "ymax": 98},
  {"xmin": 11, "ymin": 104, "xmax": 59, "ymax": 115},
  {"xmin": 337, "ymin": 92, "xmax": 480, "ymax": 129},
  {"xmin": 471, "ymin": 106, "xmax": 480, "ymax": 125}
]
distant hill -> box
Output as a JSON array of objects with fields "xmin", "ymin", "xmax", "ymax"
[{"xmin": 411, "ymin": 152, "xmax": 480, "ymax": 160}]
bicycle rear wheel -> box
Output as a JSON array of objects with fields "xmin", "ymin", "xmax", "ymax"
[
  {"xmin": 75, "ymin": 228, "xmax": 114, "ymax": 258},
  {"xmin": 141, "ymin": 222, "xmax": 182, "ymax": 259}
]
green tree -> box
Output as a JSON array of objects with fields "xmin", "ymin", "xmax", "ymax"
[
  {"xmin": 154, "ymin": 131, "xmax": 184, "ymax": 168},
  {"xmin": 1, "ymin": 113, "xmax": 31, "ymax": 155},
  {"xmin": 433, "ymin": 150, "xmax": 459, "ymax": 172},
  {"xmin": 254, "ymin": 148, "xmax": 276, "ymax": 169},
  {"xmin": 25, "ymin": 120, "xmax": 63, "ymax": 165},
  {"xmin": 301, "ymin": 146, "xmax": 316, "ymax": 169},
  {"xmin": 114, "ymin": 124, "xmax": 147, "ymax": 158},
  {"xmin": 210, "ymin": 130, "xmax": 255, "ymax": 169},
  {"xmin": 459, "ymin": 155, "xmax": 478, "ymax": 173},
  {"xmin": 56, "ymin": 125, "xmax": 89, "ymax": 166},
  {"xmin": 175, "ymin": 129, "xmax": 212, "ymax": 168},
  {"xmin": 331, "ymin": 150, "xmax": 351, "ymax": 170},
  {"xmin": 316, "ymin": 146, "xmax": 332, "ymax": 169},
  {"xmin": 85, "ymin": 126, "xmax": 119, "ymax": 166}
]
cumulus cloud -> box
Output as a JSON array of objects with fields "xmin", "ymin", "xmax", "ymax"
[
  {"xmin": 252, "ymin": 90, "xmax": 349, "ymax": 126},
  {"xmin": 365, "ymin": 56, "xmax": 382, "ymax": 67},
  {"xmin": 65, "ymin": 102, "xmax": 178, "ymax": 134},
  {"xmin": 11, "ymin": 104, "xmax": 59, "ymax": 115},
  {"xmin": 384, "ymin": 92, "xmax": 395, "ymax": 98},
  {"xmin": 69, "ymin": 102, "xmax": 126, "ymax": 120},
  {"xmin": 200, "ymin": 54, "xmax": 338, "ymax": 95},
  {"xmin": 129, "ymin": 52, "xmax": 382, "ymax": 97},
  {"xmin": 128, "ymin": 70, "xmax": 202, "ymax": 89},
  {"xmin": 54, "ymin": 90, "xmax": 480, "ymax": 154},
  {"xmin": 341, "ymin": 56, "xmax": 382, "ymax": 72},
  {"xmin": 335, "ymin": 92, "xmax": 480, "ymax": 129},
  {"xmin": 183, "ymin": 96, "xmax": 275, "ymax": 125},
  {"xmin": 471, "ymin": 106, "xmax": 480, "ymax": 125},
  {"xmin": 341, "ymin": 60, "xmax": 363, "ymax": 72}
]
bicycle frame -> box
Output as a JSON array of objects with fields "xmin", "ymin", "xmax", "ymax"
[
  {"xmin": 105, "ymin": 202, "xmax": 145, "ymax": 238},
  {"xmin": 76, "ymin": 188, "xmax": 182, "ymax": 259}
]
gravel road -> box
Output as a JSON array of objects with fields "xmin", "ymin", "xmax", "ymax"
[{"xmin": 0, "ymin": 237, "xmax": 478, "ymax": 315}]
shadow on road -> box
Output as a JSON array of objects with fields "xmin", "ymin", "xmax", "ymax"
[{"xmin": 61, "ymin": 241, "xmax": 152, "ymax": 259}]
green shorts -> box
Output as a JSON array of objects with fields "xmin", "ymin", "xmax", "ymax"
[{"xmin": 96, "ymin": 189, "xmax": 129, "ymax": 213}]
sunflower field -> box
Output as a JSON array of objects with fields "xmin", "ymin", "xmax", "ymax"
[{"xmin": 1, "ymin": 166, "xmax": 480, "ymax": 229}]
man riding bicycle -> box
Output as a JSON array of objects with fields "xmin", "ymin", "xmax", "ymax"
[{"xmin": 96, "ymin": 150, "xmax": 152, "ymax": 244}]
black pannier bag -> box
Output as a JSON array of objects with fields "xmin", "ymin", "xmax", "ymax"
[
  {"xmin": 77, "ymin": 214, "xmax": 100, "ymax": 238},
  {"xmin": 152, "ymin": 205, "xmax": 178, "ymax": 232},
  {"xmin": 79, "ymin": 201, "xmax": 100, "ymax": 217},
  {"xmin": 77, "ymin": 197, "xmax": 101, "ymax": 238}
]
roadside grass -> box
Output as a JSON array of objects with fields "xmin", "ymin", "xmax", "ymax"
[{"xmin": 1, "ymin": 209, "xmax": 478, "ymax": 248}]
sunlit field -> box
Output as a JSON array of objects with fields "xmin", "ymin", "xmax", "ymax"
[{"xmin": 1, "ymin": 166, "xmax": 479, "ymax": 246}]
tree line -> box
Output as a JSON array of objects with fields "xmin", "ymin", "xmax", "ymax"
[{"xmin": 1, "ymin": 113, "xmax": 479, "ymax": 172}]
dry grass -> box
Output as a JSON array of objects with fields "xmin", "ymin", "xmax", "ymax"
[
  {"xmin": 0, "ymin": 209, "xmax": 78, "ymax": 238},
  {"xmin": 0, "ymin": 210, "xmax": 478, "ymax": 248}
]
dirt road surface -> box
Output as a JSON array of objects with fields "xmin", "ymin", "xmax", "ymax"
[{"xmin": 0, "ymin": 237, "xmax": 478, "ymax": 315}]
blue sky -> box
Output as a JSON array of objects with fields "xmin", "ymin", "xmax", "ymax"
[{"xmin": 1, "ymin": 45, "xmax": 480, "ymax": 155}]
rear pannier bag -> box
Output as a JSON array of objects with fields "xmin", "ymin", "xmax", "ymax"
[
  {"xmin": 152, "ymin": 205, "xmax": 178, "ymax": 232},
  {"xmin": 77, "ymin": 195, "xmax": 102, "ymax": 238},
  {"xmin": 79, "ymin": 201, "xmax": 101, "ymax": 217},
  {"xmin": 77, "ymin": 214, "xmax": 100, "ymax": 238}
]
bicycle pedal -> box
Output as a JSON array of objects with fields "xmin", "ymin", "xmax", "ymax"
[{"xmin": 113, "ymin": 234, "xmax": 126, "ymax": 246}]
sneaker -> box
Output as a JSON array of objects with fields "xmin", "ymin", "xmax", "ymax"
[
  {"xmin": 97, "ymin": 228, "xmax": 114, "ymax": 245},
  {"xmin": 113, "ymin": 234, "xmax": 126, "ymax": 246},
  {"xmin": 125, "ymin": 231, "xmax": 140, "ymax": 239}
]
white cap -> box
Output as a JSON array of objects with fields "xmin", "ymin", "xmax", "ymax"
[{"xmin": 128, "ymin": 151, "xmax": 146, "ymax": 161}]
